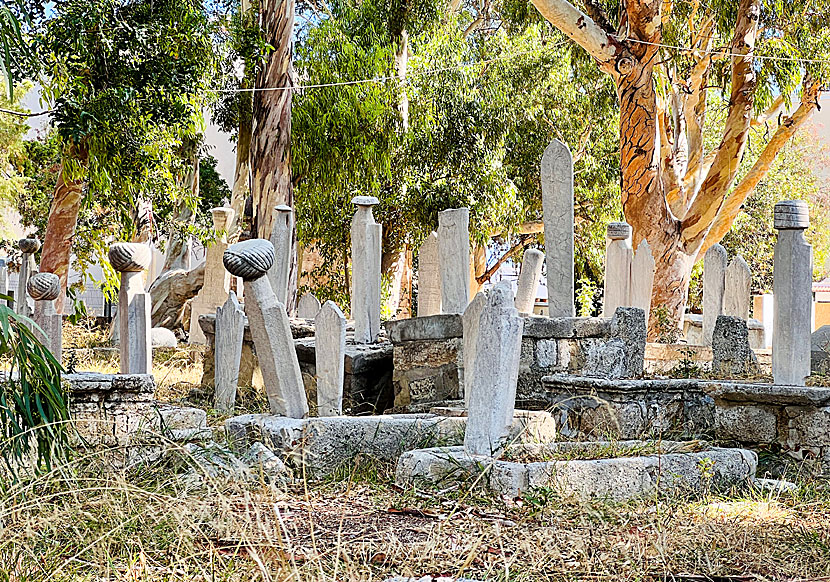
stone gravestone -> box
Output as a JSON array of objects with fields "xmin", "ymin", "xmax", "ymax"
[
  {"xmin": 515, "ymin": 248, "xmax": 544, "ymax": 315},
  {"xmin": 27, "ymin": 272, "xmax": 62, "ymax": 363},
  {"xmin": 702, "ymin": 244, "xmax": 727, "ymax": 345},
  {"xmin": 463, "ymin": 282, "xmax": 523, "ymax": 456},
  {"xmin": 583, "ymin": 307, "xmax": 647, "ymax": 380},
  {"xmin": 297, "ymin": 293, "xmax": 322, "ymax": 319},
  {"xmin": 629, "ymin": 240, "xmax": 655, "ymax": 316},
  {"xmin": 267, "ymin": 204, "xmax": 293, "ymax": 308},
  {"xmin": 416, "ymin": 232, "xmax": 442, "ymax": 316},
  {"xmin": 712, "ymin": 315, "xmax": 759, "ymax": 377},
  {"xmin": 214, "ymin": 291, "xmax": 245, "ymax": 414},
  {"xmin": 189, "ymin": 207, "xmax": 235, "ymax": 344},
  {"xmin": 350, "ymin": 196, "xmax": 382, "ymax": 344},
  {"xmin": 109, "ymin": 243, "xmax": 153, "ymax": 375},
  {"xmin": 16, "ymin": 238, "xmax": 40, "ymax": 317},
  {"xmin": 723, "ymin": 255, "xmax": 751, "ymax": 320},
  {"xmin": 603, "ymin": 223, "xmax": 633, "ymax": 317},
  {"xmin": 461, "ymin": 291, "xmax": 487, "ymax": 406},
  {"xmin": 315, "ymin": 301, "xmax": 346, "ymax": 416},
  {"xmin": 438, "ymin": 207, "xmax": 471, "ymax": 314},
  {"xmin": 224, "ymin": 239, "xmax": 308, "ymax": 418},
  {"xmin": 0, "ymin": 259, "xmax": 7, "ymax": 307},
  {"xmin": 541, "ymin": 139, "xmax": 575, "ymax": 317},
  {"xmin": 773, "ymin": 201, "xmax": 812, "ymax": 386}
]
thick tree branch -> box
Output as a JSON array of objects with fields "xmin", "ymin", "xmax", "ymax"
[
  {"xmin": 680, "ymin": 0, "xmax": 760, "ymax": 252},
  {"xmin": 476, "ymin": 235, "xmax": 536, "ymax": 284},
  {"xmin": 751, "ymin": 93, "xmax": 787, "ymax": 128},
  {"xmin": 625, "ymin": 0, "xmax": 662, "ymax": 59},
  {"xmin": 528, "ymin": 0, "xmax": 625, "ymax": 75},
  {"xmin": 680, "ymin": 19, "xmax": 714, "ymax": 199},
  {"xmin": 700, "ymin": 81, "xmax": 823, "ymax": 255}
]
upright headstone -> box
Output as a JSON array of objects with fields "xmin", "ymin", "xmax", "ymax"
[
  {"xmin": 214, "ymin": 291, "xmax": 245, "ymax": 414},
  {"xmin": 350, "ymin": 196, "xmax": 382, "ymax": 344},
  {"xmin": 416, "ymin": 232, "xmax": 442, "ymax": 316},
  {"xmin": 464, "ymin": 282, "xmax": 523, "ymax": 456},
  {"xmin": 723, "ymin": 255, "xmax": 751, "ymax": 320},
  {"xmin": 602, "ymin": 223, "xmax": 633, "ymax": 317},
  {"xmin": 541, "ymin": 139, "xmax": 575, "ymax": 317},
  {"xmin": 27, "ymin": 272, "xmax": 62, "ymax": 363},
  {"xmin": 461, "ymin": 291, "xmax": 487, "ymax": 406},
  {"xmin": 712, "ymin": 315, "xmax": 759, "ymax": 377},
  {"xmin": 189, "ymin": 207, "xmax": 235, "ymax": 344},
  {"xmin": 702, "ymin": 244, "xmax": 728, "ymax": 345},
  {"xmin": 267, "ymin": 204, "xmax": 293, "ymax": 308},
  {"xmin": 16, "ymin": 238, "xmax": 40, "ymax": 317},
  {"xmin": 773, "ymin": 201, "xmax": 813, "ymax": 386},
  {"xmin": 315, "ymin": 301, "xmax": 346, "ymax": 417},
  {"xmin": 297, "ymin": 293, "xmax": 322, "ymax": 319},
  {"xmin": 108, "ymin": 243, "xmax": 153, "ymax": 374},
  {"xmin": 629, "ymin": 240, "xmax": 655, "ymax": 316},
  {"xmin": 515, "ymin": 248, "xmax": 544, "ymax": 315},
  {"xmin": 224, "ymin": 239, "xmax": 308, "ymax": 417},
  {"xmin": 438, "ymin": 207, "xmax": 470, "ymax": 314},
  {"xmin": 0, "ymin": 259, "xmax": 7, "ymax": 307}
]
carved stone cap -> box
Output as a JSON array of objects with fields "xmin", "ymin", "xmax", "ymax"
[
  {"xmin": 18, "ymin": 238, "xmax": 41, "ymax": 254},
  {"xmin": 351, "ymin": 196, "xmax": 379, "ymax": 207},
  {"xmin": 774, "ymin": 200, "xmax": 809, "ymax": 230},
  {"xmin": 27, "ymin": 272, "xmax": 60, "ymax": 301},
  {"xmin": 108, "ymin": 243, "xmax": 152, "ymax": 272},
  {"xmin": 274, "ymin": 204, "xmax": 292, "ymax": 213},
  {"xmin": 211, "ymin": 207, "xmax": 236, "ymax": 232},
  {"xmin": 223, "ymin": 239, "xmax": 275, "ymax": 281},
  {"xmin": 607, "ymin": 222, "xmax": 632, "ymax": 240}
]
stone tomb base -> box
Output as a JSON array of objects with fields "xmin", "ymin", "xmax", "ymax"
[
  {"xmin": 543, "ymin": 374, "xmax": 830, "ymax": 468},
  {"xmin": 225, "ymin": 410, "xmax": 556, "ymax": 478},
  {"xmin": 396, "ymin": 441, "xmax": 757, "ymax": 500}
]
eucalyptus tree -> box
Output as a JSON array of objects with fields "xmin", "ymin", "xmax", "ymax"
[{"xmin": 527, "ymin": 0, "xmax": 830, "ymax": 331}]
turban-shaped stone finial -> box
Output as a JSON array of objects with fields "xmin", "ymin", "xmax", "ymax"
[
  {"xmin": 18, "ymin": 238, "xmax": 41, "ymax": 254},
  {"xmin": 108, "ymin": 243, "xmax": 152, "ymax": 272},
  {"xmin": 27, "ymin": 272, "xmax": 60, "ymax": 301},
  {"xmin": 774, "ymin": 200, "xmax": 809, "ymax": 230},
  {"xmin": 607, "ymin": 222, "xmax": 632, "ymax": 240},
  {"xmin": 223, "ymin": 239, "xmax": 275, "ymax": 281}
]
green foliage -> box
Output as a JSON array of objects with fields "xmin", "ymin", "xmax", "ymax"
[
  {"xmin": 0, "ymin": 303, "xmax": 68, "ymax": 477},
  {"xmin": 0, "ymin": 79, "xmax": 30, "ymax": 237},
  {"xmin": 575, "ymin": 277, "xmax": 599, "ymax": 317},
  {"xmin": 651, "ymin": 305, "xmax": 680, "ymax": 344}
]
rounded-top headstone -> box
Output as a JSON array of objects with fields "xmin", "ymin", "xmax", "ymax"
[
  {"xmin": 211, "ymin": 207, "xmax": 236, "ymax": 232},
  {"xmin": 108, "ymin": 243, "xmax": 152, "ymax": 272},
  {"xmin": 27, "ymin": 272, "xmax": 60, "ymax": 301},
  {"xmin": 223, "ymin": 239, "xmax": 275, "ymax": 281},
  {"xmin": 607, "ymin": 222, "xmax": 632, "ymax": 240},
  {"xmin": 351, "ymin": 195, "xmax": 380, "ymax": 207},
  {"xmin": 774, "ymin": 200, "xmax": 809, "ymax": 230},
  {"xmin": 18, "ymin": 238, "xmax": 41, "ymax": 254}
]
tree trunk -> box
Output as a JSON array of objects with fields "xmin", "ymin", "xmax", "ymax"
[
  {"xmin": 148, "ymin": 261, "xmax": 205, "ymax": 330},
  {"xmin": 162, "ymin": 156, "xmax": 198, "ymax": 272},
  {"xmin": 229, "ymin": 104, "xmax": 252, "ymax": 243},
  {"xmin": 40, "ymin": 145, "xmax": 88, "ymax": 314}
]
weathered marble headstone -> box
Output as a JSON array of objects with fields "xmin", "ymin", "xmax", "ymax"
[
  {"xmin": 712, "ymin": 315, "xmax": 759, "ymax": 377},
  {"xmin": 583, "ymin": 307, "xmax": 647, "ymax": 379},
  {"xmin": 438, "ymin": 207, "xmax": 471, "ymax": 314},
  {"xmin": 224, "ymin": 239, "xmax": 308, "ymax": 417},
  {"xmin": 541, "ymin": 139, "xmax": 575, "ymax": 317},
  {"xmin": 16, "ymin": 238, "xmax": 40, "ymax": 317},
  {"xmin": 350, "ymin": 196, "xmax": 382, "ymax": 344},
  {"xmin": 0, "ymin": 259, "xmax": 7, "ymax": 307},
  {"xmin": 723, "ymin": 255, "xmax": 751, "ymax": 320},
  {"xmin": 464, "ymin": 281, "xmax": 523, "ymax": 456},
  {"xmin": 27, "ymin": 272, "xmax": 62, "ymax": 362},
  {"xmin": 189, "ymin": 207, "xmax": 235, "ymax": 344},
  {"xmin": 416, "ymin": 232, "xmax": 442, "ymax": 316},
  {"xmin": 109, "ymin": 243, "xmax": 153, "ymax": 374},
  {"xmin": 629, "ymin": 240, "xmax": 655, "ymax": 316},
  {"xmin": 214, "ymin": 291, "xmax": 245, "ymax": 414},
  {"xmin": 702, "ymin": 244, "xmax": 728, "ymax": 345},
  {"xmin": 602, "ymin": 223, "xmax": 633, "ymax": 317},
  {"xmin": 267, "ymin": 204, "xmax": 293, "ymax": 308},
  {"xmin": 461, "ymin": 290, "xmax": 487, "ymax": 406},
  {"xmin": 515, "ymin": 248, "xmax": 544, "ymax": 315},
  {"xmin": 297, "ymin": 293, "xmax": 322, "ymax": 319},
  {"xmin": 315, "ymin": 301, "xmax": 346, "ymax": 416},
  {"xmin": 773, "ymin": 201, "xmax": 812, "ymax": 386}
]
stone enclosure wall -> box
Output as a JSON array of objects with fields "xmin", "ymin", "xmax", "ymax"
[{"xmin": 542, "ymin": 375, "xmax": 830, "ymax": 467}]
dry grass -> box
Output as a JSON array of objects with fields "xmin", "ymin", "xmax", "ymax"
[{"xmin": 1, "ymin": 444, "xmax": 830, "ymax": 582}]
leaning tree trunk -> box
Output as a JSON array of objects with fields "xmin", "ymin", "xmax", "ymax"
[
  {"xmin": 148, "ymin": 262, "xmax": 205, "ymax": 330},
  {"xmin": 40, "ymin": 145, "xmax": 88, "ymax": 314}
]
